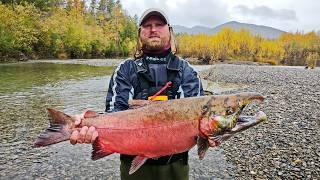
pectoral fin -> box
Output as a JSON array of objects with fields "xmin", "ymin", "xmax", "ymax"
[
  {"xmin": 129, "ymin": 156, "xmax": 148, "ymax": 174},
  {"xmin": 197, "ymin": 136, "xmax": 209, "ymax": 160}
]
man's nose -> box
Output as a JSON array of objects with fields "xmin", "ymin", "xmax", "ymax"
[{"xmin": 150, "ymin": 25, "xmax": 157, "ymax": 31}]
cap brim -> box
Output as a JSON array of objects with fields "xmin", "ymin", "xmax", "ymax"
[{"xmin": 139, "ymin": 9, "xmax": 169, "ymax": 26}]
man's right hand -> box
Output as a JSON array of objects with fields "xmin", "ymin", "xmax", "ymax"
[{"xmin": 70, "ymin": 113, "xmax": 99, "ymax": 145}]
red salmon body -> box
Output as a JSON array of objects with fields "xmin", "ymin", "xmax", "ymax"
[{"xmin": 34, "ymin": 92, "xmax": 267, "ymax": 174}]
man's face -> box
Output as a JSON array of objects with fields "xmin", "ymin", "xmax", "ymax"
[{"xmin": 140, "ymin": 16, "xmax": 170, "ymax": 51}]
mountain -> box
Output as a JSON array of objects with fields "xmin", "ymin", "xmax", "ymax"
[
  {"xmin": 211, "ymin": 21, "xmax": 286, "ymax": 39},
  {"xmin": 172, "ymin": 21, "xmax": 286, "ymax": 39},
  {"xmin": 173, "ymin": 25, "xmax": 212, "ymax": 35}
]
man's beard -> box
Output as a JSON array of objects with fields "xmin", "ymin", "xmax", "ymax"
[{"xmin": 141, "ymin": 37, "xmax": 168, "ymax": 51}]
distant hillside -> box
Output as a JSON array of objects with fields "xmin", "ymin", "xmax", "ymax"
[
  {"xmin": 173, "ymin": 21, "xmax": 286, "ymax": 39},
  {"xmin": 173, "ymin": 25, "xmax": 212, "ymax": 35}
]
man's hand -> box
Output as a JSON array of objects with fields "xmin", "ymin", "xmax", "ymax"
[{"xmin": 70, "ymin": 113, "xmax": 98, "ymax": 145}]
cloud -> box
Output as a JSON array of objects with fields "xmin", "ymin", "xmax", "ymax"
[
  {"xmin": 121, "ymin": 0, "xmax": 319, "ymax": 31},
  {"xmin": 122, "ymin": 0, "xmax": 230, "ymax": 27},
  {"xmin": 234, "ymin": 5, "xmax": 297, "ymax": 21},
  {"xmin": 167, "ymin": 0, "xmax": 230, "ymax": 27}
]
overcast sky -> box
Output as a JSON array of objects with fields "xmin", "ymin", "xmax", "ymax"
[{"xmin": 121, "ymin": 0, "xmax": 319, "ymax": 33}]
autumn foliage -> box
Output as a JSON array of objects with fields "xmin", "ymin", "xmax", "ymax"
[
  {"xmin": 0, "ymin": 0, "xmax": 138, "ymax": 60},
  {"xmin": 0, "ymin": 1, "xmax": 319, "ymax": 66},
  {"xmin": 177, "ymin": 28, "xmax": 320, "ymax": 66}
]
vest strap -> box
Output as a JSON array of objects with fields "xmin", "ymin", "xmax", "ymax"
[{"xmin": 134, "ymin": 53, "xmax": 182, "ymax": 100}]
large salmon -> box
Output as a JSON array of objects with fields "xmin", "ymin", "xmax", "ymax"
[{"xmin": 34, "ymin": 92, "xmax": 267, "ymax": 174}]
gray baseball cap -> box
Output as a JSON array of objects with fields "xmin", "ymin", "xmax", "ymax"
[{"xmin": 139, "ymin": 8, "xmax": 170, "ymax": 26}]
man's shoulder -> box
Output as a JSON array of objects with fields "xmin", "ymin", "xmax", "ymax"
[
  {"xmin": 116, "ymin": 58, "xmax": 136, "ymax": 67},
  {"xmin": 122, "ymin": 58, "xmax": 135, "ymax": 64},
  {"xmin": 174, "ymin": 56, "xmax": 193, "ymax": 69}
]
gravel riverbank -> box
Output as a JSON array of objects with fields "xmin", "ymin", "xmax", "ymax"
[{"xmin": 203, "ymin": 64, "xmax": 320, "ymax": 179}]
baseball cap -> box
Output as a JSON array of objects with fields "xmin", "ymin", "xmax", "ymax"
[{"xmin": 139, "ymin": 8, "xmax": 170, "ymax": 26}]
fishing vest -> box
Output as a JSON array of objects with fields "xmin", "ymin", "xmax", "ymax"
[
  {"xmin": 121, "ymin": 53, "xmax": 189, "ymax": 165},
  {"xmin": 133, "ymin": 52, "xmax": 182, "ymax": 100}
]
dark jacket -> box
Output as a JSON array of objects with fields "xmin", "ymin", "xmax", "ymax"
[{"xmin": 105, "ymin": 53, "xmax": 204, "ymax": 112}]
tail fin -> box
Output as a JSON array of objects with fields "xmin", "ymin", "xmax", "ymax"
[{"xmin": 33, "ymin": 108, "xmax": 75, "ymax": 147}]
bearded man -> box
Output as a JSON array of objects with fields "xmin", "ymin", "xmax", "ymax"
[{"xmin": 70, "ymin": 8, "xmax": 204, "ymax": 180}]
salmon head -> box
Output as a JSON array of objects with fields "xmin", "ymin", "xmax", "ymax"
[{"xmin": 198, "ymin": 92, "xmax": 267, "ymax": 159}]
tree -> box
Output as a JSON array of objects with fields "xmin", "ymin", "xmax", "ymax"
[
  {"xmin": 98, "ymin": 0, "xmax": 107, "ymax": 15},
  {"xmin": 89, "ymin": 0, "xmax": 97, "ymax": 15},
  {"xmin": 0, "ymin": 0, "xmax": 59, "ymax": 11},
  {"xmin": 107, "ymin": 0, "xmax": 115, "ymax": 16}
]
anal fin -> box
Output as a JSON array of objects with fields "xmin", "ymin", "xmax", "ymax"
[
  {"xmin": 129, "ymin": 156, "xmax": 148, "ymax": 174},
  {"xmin": 91, "ymin": 138, "xmax": 113, "ymax": 160},
  {"xmin": 197, "ymin": 136, "xmax": 209, "ymax": 160}
]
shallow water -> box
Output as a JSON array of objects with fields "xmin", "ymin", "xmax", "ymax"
[
  {"xmin": 0, "ymin": 63, "xmax": 115, "ymax": 179},
  {"xmin": 0, "ymin": 62, "xmax": 235, "ymax": 179}
]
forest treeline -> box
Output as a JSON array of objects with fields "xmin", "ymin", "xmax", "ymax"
[
  {"xmin": 0, "ymin": 1, "xmax": 319, "ymax": 67},
  {"xmin": 177, "ymin": 29, "xmax": 320, "ymax": 67},
  {"xmin": 0, "ymin": 0, "xmax": 138, "ymax": 60}
]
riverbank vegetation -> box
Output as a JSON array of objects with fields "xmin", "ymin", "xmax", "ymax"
[
  {"xmin": 0, "ymin": 1, "xmax": 319, "ymax": 67},
  {"xmin": 0, "ymin": 0, "xmax": 137, "ymax": 61},
  {"xmin": 177, "ymin": 28, "xmax": 320, "ymax": 67}
]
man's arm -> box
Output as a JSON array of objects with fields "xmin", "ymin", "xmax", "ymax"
[
  {"xmin": 178, "ymin": 61, "xmax": 204, "ymax": 98},
  {"xmin": 105, "ymin": 61, "xmax": 134, "ymax": 112}
]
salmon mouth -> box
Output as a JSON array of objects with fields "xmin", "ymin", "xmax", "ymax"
[
  {"xmin": 232, "ymin": 93, "xmax": 265, "ymax": 119},
  {"xmin": 210, "ymin": 103, "xmax": 267, "ymax": 145},
  {"xmin": 232, "ymin": 111, "xmax": 267, "ymax": 133},
  {"xmin": 210, "ymin": 93, "xmax": 265, "ymax": 134},
  {"xmin": 233, "ymin": 94, "xmax": 267, "ymax": 130},
  {"xmin": 210, "ymin": 110, "xmax": 267, "ymax": 146}
]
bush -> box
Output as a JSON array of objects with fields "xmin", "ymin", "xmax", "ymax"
[{"xmin": 0, "ymin": 3, "xmax": 41, "ymax": 58}]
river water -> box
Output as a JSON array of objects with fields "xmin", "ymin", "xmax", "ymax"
[{"xmin": 0, "ymin": 61, "xmax": 237, "ymax": 179}]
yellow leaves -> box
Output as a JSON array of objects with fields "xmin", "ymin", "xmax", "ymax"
[
  {"xmin": 257, "ymin": 40, "xmax": 284, "ymax": 64},
  {"xmin": 51, "ymin": 17, "xmax": 106, "ymax": 57},
  {"xmin": 177, "ymin": 28, "xmax": 320, "ymax": 65},
  {"xmin": 39, "ymin": 5, "xmax": 126, "ymax": 58},
  {"xmin": 306, "ymin": 52, "xmax": 319, "ymax": 68},
  {"xmin": 67, "ymin": 0, "xmax": 86, "ymax": 18},
  {"xmin": 278, "ymin": 32, "xmax": 320, "ymax": 65},
  {"xmin": 0, "ymin": 4, "xmax": 41, "ymax": 52},
  {"xmin": 0, "ymin": 1, "xmax": 137, "ymax": 59}
]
